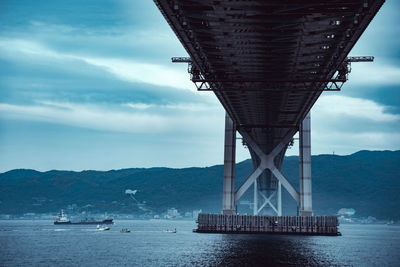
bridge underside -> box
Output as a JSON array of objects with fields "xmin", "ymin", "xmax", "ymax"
[{"xmin": 154, "ymin": 0, "xmax": 384, "ymax": 215}]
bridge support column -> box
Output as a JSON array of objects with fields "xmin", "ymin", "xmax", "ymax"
[
  {"xmin": 253, "ymin": 178, "xmax": 258, "ymax": 215},
  {"xmin": 299, "ymin": 112, "xmax": 313, "ymax": 216},
  {"xmin": 277, "ymin": 181, "xmax": 282, "ymax": 216},
  {"xmin": 222, "ymin": 112, "xmax": 236, "ymax": 215},
  {"xmin": 235, "ymin": 130, "xmax": 300, "ymax": 208}
]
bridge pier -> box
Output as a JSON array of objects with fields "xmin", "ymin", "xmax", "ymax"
[
  {"xmin": 219, "ymin": 112, "xmax": 314, "ymax": 217},
  {"xmin": 253, "ymin": 178, "xmax": 258, "ymax": 215},
  {"xmin": 222, "ymin": 113, "xmax": 236, "ymax": 215},
  {"xmin": 300, "ymin": 112, "xmax": 313, "ymax": 216},
  {"xmin": 205, "ymin": 114, "xmax": 332, "ymax": 235},
  {"xmin": 277, "ymin": 181, "xmax": 282, "ymax": 216},
  {"xmin": 235, "ymin": 130, "xmax": 300, "ymax": 211},
  {"xmin": 195, "ymin": 214, "xmax": 340, "ymax": 235},
  {"xmin": 233, "ymin": 113, "xmax": 314, "ymax": 216}
]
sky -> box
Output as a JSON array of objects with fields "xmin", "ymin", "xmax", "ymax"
[{"xmin": 0, "ymin": 0, "xmax": 399, "ymax": 172}]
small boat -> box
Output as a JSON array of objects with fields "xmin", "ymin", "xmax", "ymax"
[
  {"xmin": 120, "ymin": 228, "xmax": 131, "ymax": 233},
  {"xmin": 97, "ymin": 225, "xmax": 110, "ymax": 231},
  {"xmin": 164, "ymin": 228, "xmax": 177, "ymax": 233}
]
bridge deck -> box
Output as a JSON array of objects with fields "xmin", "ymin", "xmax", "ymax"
[{"xmin": 154, "ymin": 0, "xmax": 384, "ymax": 155}]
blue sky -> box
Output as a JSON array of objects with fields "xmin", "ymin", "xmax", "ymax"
[{"xmin": 0, "ymin": 0, "xmax": 399, "ymax": 172}]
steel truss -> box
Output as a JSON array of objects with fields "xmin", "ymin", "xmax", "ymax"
[
  {"xmin": 235, "ymin": 129, "xmax": 300, "ymax": 208},
  {"xmin": 253, "ymin": 180, "xmax": 282, "ymax": 216},
  {"xmin": 173, "ymin": 56, "xmax": 374, "ymax": 92}
]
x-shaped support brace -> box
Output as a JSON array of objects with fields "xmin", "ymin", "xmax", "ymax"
[
  {"xmin": 235, "ymin": 129, "xmax": 300, "ymax": 205},
  {"xmin": 258, "ymin": 191, "xmax": 278, "ymax": 214}
]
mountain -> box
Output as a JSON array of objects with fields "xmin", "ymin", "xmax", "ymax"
[{"xmin": 0, "ymin": 150, "xmax": 399, "ymax": 219}]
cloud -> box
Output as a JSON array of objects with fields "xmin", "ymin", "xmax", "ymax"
[
  {"xmin": 0, "ymin": 101, "xmax": 223, "ymax": 134},
  {"xmin": 0, "ymin": 38, "xmax": 60, "ymax": 59},
  {"xmin": 310, "ymin": 131, "xmax": 400, "ymax": 155},
  {"xmin": 0, "ymin": 38, "xmax": 194, "ymax": 90},
  {"xmin": 313, "ymin": 95, "xmax": 400, "ymax": 122},
  {"xmin": 348, "ymin": 62, "xmax": 400, "ymax": 86},
  {"xmin": 124, "ymin": 102, "xmax": 213, "ymax": 112},
  {"xmin": 80, "ymin": 57, "xmax": 193, "ymax": 90},
  {"xmin": 124, "ymin": 103, "xmax": 154, "ymax": 110},
  {"xmin": 0, "ymin": 102, "xmax": 165, "ymax": 133},
  {"xmin": 307, "ymin": 95, "xmax": 400, "ymax": 154},
  {"xmin": 28, "ymin": 20, "xmax": 78, "ymax": 34}
]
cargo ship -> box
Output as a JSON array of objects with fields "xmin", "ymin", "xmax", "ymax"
[{"xmin": 54, "ymin": 210, "xmax": 114, "ymax": 225}]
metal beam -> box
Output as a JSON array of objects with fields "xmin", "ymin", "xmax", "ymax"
[
  {"xmin": 277, "ymin": 181, "xmax": 282, "ymax": 216},
  {"xmin": 258, "ymin": 191, "xmax": 278, "ymax": 215},
  {"xmin": 222, "ymin": 113, "xmax": 236, "ymax": 215},
  {"xmin": 253, "ymin": 178, "xmax": 258, "ymax": 215},
  {"xmin": 235, "ymin": 165, "xmax": 264, "ymax": 203},
  {"xmin": 235, "ymin": 130, "xmax": 300, "ymax": 205},
  {"xmin": 299, "ymin": 112, "xmax": 313, "ymax": 216},
  {"xmin": 193, "ymin": 80, "xmax": 344, "ymax": 92}
]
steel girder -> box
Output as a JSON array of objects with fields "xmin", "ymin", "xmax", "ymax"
[{"xmin": 154, "ymin": 0, "xmax": 384, "ymax": 157}]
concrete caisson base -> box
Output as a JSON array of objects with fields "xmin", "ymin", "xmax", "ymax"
[{"xmin": 195, "ymin": 213, "xmax": 340, "ymax": 236}]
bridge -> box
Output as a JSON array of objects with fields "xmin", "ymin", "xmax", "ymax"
[{"xmin": 154, "ymin": 0, "xmax": 384, "ymax": 234}]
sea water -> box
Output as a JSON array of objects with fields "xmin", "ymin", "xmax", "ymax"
[{"xmin": 0, "ymin": 220, "xmax": 399, "ymax": 266}]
